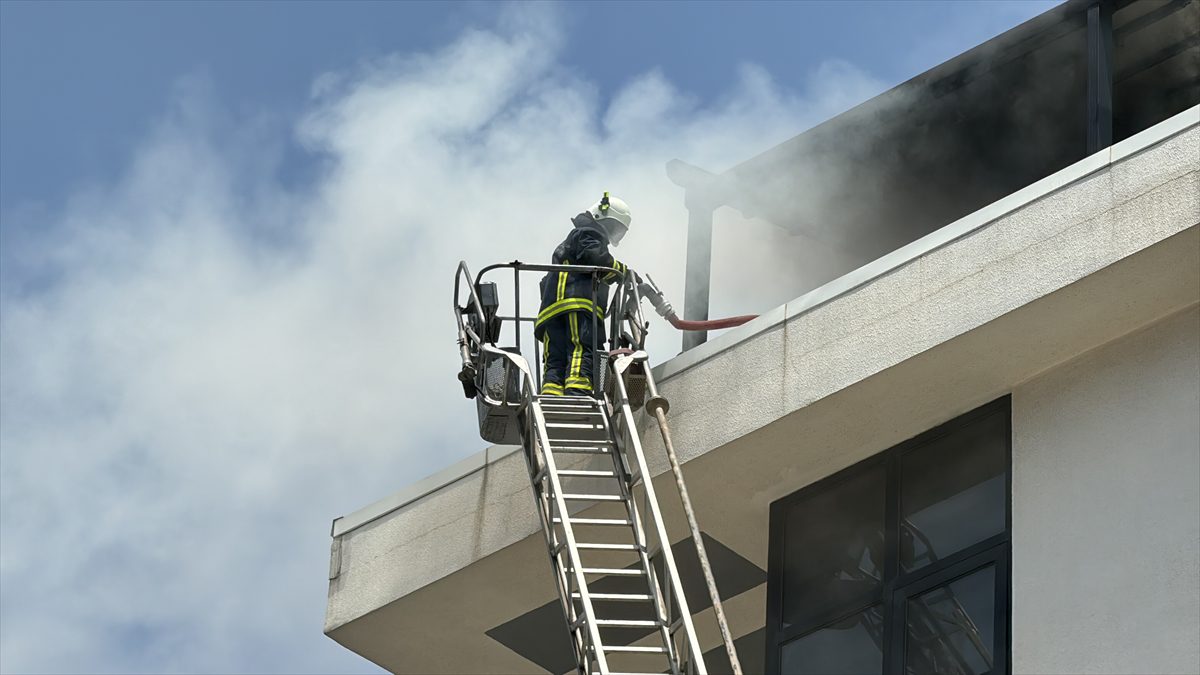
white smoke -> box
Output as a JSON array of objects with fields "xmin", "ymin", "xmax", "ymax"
[{"xmin": 0, "ymin": 5, "xmax": 886, "ymax": 673}]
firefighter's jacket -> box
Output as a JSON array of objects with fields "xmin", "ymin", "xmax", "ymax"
[{"xmin": 535, "ymin": 212, "xmax": 628, "ymax": 339}]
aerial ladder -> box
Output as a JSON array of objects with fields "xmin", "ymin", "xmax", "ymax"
[{"xmin": 453, "ymin": 261, "xmax": 745, "ymax": 675}]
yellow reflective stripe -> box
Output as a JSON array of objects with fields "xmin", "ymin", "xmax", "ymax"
[
  {"xmin": 602, "ymin": 259, "xmax": 626, "ymax": 282},
  {"xmin": 541, "ymin": 333, "xmax": 550, "ymax": 381},
  {"xmin": 557, "ymin": 259, "xmax": 569, "ymax": 302},
  {"xmin": 535, "ymin": 298, "xmax": 604, "ymax": 327},
  {"xmin": 568, "ymin": 312, "xmax": 592, "ymax": 391},
  {"xmin": 541, "ymin": 382, "xmax": 564, "ymax": 396},
  {"xmin": 537, "ymin": 302, "xmax": 602, "ymax": 326},
  {"xmin": 568, "ymin": 313, "xmax": 583, "ymax": 385},
  {"xmin": 568, "ymin": 313, "xmax": 579, "ymax": 380}
]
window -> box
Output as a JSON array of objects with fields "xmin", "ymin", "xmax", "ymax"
[
  {"xmin": 766, "ymin": 398, "xmax": 1011, "ymax": 674},
  {"xmin": 1112, "ymin": 0, "xmax": 1200, "ymax": 143}
]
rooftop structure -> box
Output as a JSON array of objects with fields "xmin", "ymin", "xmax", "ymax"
[{"xmin": 670, "ymin": 0, "xmax": 1198, "ymax": 350}]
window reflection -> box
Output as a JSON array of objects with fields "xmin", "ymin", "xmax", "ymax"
[
  {"xmin": 905, "ymin": 565, "xmax": 996, "ymax": 675},
  {"xmin": 781, "ymin": 605, "xmax": 884, "ymax": 675},
  {"xmin": 901, "ymin": 411, "xmax": 1007, "ymax": 571},
  {"xmin": 782, "ymin": 464, "xmax": 886, "ymax": 627},
  {"xmin": 771, "ymin": 398, "xmax": 1011, "ymax": 675}
]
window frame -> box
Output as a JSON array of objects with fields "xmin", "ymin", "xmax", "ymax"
[
  {"xmin": 889, "ymin": 544, "xmax": 1010, "ymax": 675},
  {"xmin": 765, "ymin": 396, "xmax": 1012, "ymax": 674}
]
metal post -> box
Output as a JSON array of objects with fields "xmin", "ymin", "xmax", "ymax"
[
  {"xmin": 592, "ymin": 274, "xmax": 600, "ymax": 397},
  {"xmin": 514, "ymin": 266, "xmax": 521, "ymax": 356},
  {"xmin": 682, "ymin": 193, "xmax": 714, "ymax": 352},
  {"xmin": 1087, "ymin": 0, "xmax": 1114, "ymax": 154}
]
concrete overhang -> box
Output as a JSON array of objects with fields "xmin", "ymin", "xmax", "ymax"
[{"xmin": 325, "ymin": 107, "xmax": 1200, "ymax": 674}]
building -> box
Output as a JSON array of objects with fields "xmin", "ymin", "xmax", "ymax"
[{"xmin": 324, "ymin": 1, "xmax": 1200, "ymax": 672}]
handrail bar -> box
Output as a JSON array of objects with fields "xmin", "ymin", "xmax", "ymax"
[
  {"xmin": 609, "ymin": 352, "xmax": 707, "ymax": 674},
  {"xmin": 476, "ymin": 260, "xmax": 623, "ymax": 280}
]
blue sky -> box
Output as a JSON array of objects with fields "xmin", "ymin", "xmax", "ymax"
[
  {"xmin": 1, "ymin": 0, "xmax": 1056, "ymax": 216},
  {"xmin": 0, "ymin": 2, "xmax": 1056, "ymax": 673}
]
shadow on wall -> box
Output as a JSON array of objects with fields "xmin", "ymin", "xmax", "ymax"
[{"xmin": 485, "ymin": 533, "xmax": 766, "ymax": 674}]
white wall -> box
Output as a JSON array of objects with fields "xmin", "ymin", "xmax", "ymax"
[{"xmin": 1013, "ymin": 305, "xmax": 1200, "ymax": 674}]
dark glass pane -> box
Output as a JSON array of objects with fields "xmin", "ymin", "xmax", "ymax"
[
  {"xmin": 900, "ymin": 411, "xmax": 1006, "ymax": 571},
  {"xmin": 781, "ymin": 605, "xmax": 884, "ymax": 675},
  {"xmin": 905, "ymin": 565, "xmax": 996, "ymax": 675},
  {"xmin": 782, "ymin": 464, "xmax": 886, "ymax": 627},
  {"xmin": 1112, "ymin": 0, "xmax": 1200, "ymax": 143}
]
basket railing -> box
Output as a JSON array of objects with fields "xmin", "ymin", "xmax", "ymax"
[{"xmin": 452, "ymin": 260, "xmax": 712, "ymax": 674}]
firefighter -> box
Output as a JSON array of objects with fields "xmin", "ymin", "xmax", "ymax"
[{"xmin": 535, "ymin": 193, "xmax": 634, "ymax": 396}]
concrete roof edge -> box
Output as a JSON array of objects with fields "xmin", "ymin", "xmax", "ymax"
[
  {"xmin": 652, "ymin": 104, "xmax": 1200, "ymax": 383},
  {"xmin": 328, "ymin": 104, "xmax": 1199, "ymax": 541},
  {"xmin": 331, "ymin": 444, "xmax": 521, "ymax": 538}
]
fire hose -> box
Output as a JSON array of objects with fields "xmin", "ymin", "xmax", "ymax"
[
  {"xmin": 637, "ymin": 275, "xmax": 757, "ymax": 331},
  {"xmin": 666, "ymin": 313, "xmax": 758, "ymax": 331}
]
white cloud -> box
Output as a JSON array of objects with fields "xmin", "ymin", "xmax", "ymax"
[{"xmin": 0, "ymin": 5, "xmax": 885, "ymax": 673}]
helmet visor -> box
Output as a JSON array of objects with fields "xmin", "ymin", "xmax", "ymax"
[{"xmin": 607, "ymin": 221, "xmax": 628, "ymax": 246}]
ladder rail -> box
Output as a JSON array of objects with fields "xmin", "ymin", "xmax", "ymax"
[
  {"xmin": 611, "ymin": 397, "xmax": 695, "ymax": 675},
  {"xmin": 608, "ymin": 362, "xmax": 708, "ymax": 675},
  {"xmin": 641, "ymin": 362, "xmax": 743, "ymax": 675},
  {"xmin": 529, "ymin": 399, "xmax": 612, "ymax": 674},
  {"xmin": 598, "ymin": 408, "xmax": 684, "ymax": 675},
  {"xmin": 521, "ymin": 407, "xmax": 590, "ymax": 667}
]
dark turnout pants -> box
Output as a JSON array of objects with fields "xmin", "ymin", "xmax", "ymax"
[{"xmin": 539, "ymin": 311, "xmax": 604, "ymax": 396}]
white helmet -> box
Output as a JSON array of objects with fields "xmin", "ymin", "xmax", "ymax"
[{"xmin": 588, "ymin": 192, "xmax": 632, "ymax": 245}]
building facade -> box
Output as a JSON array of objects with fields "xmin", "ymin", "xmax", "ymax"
[{"xmin": 325, "ymin": 2, "xmax": 1199, "ymax": 673}]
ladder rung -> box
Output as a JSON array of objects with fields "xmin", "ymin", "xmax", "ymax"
[
  {"xmin": 539, "ymin": 406, "xmax": 598, "ymax": 414},
  {"xmin": 603, "ymin": 645, "xmax": 668, "ymax": 654},
  {"xmin": 572, "ymin": 592, "xmax": 652, "ymax": 602},
  {"xmin": 544, "ymin": 417, "xmax": 604, "ymax": 427},
  {"xmin": 548, "ymin": 437, "xmax": 613, "ymax": 445},
  {"xmin": 560, "ymin": 493, "xmax": 625, "ymax": 502},
  {"xmin": 576, "ymin": 543, "xmax": 640, "ymax": 551},
  {"xmin": 537, "ymin": 396, "xmax": 597, "ymax": 406},
  {"xmin": 549, "ymin": 445, "xmax": 612, "ymax": 454},
  {"xmin": 595, "ymin": 619, "xmax": 660, "ymax": 628},
  {"xmin": 556, "ymin": 469, "xmax": 617, "ymax": 478},
  {"xmin": 576, "ymin": 567, "xmax": 645, "ymax": 577},
  {"xmin": 553, "ymin": 517, "xmax": 631, "ymax": 527},
  {"xmin": 542, "ymin": 408, "xmax": 604, "ymax": 417},
  {"xmin": 592, "ymin": 671, "xmax": 667, "ymax": 675}
]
